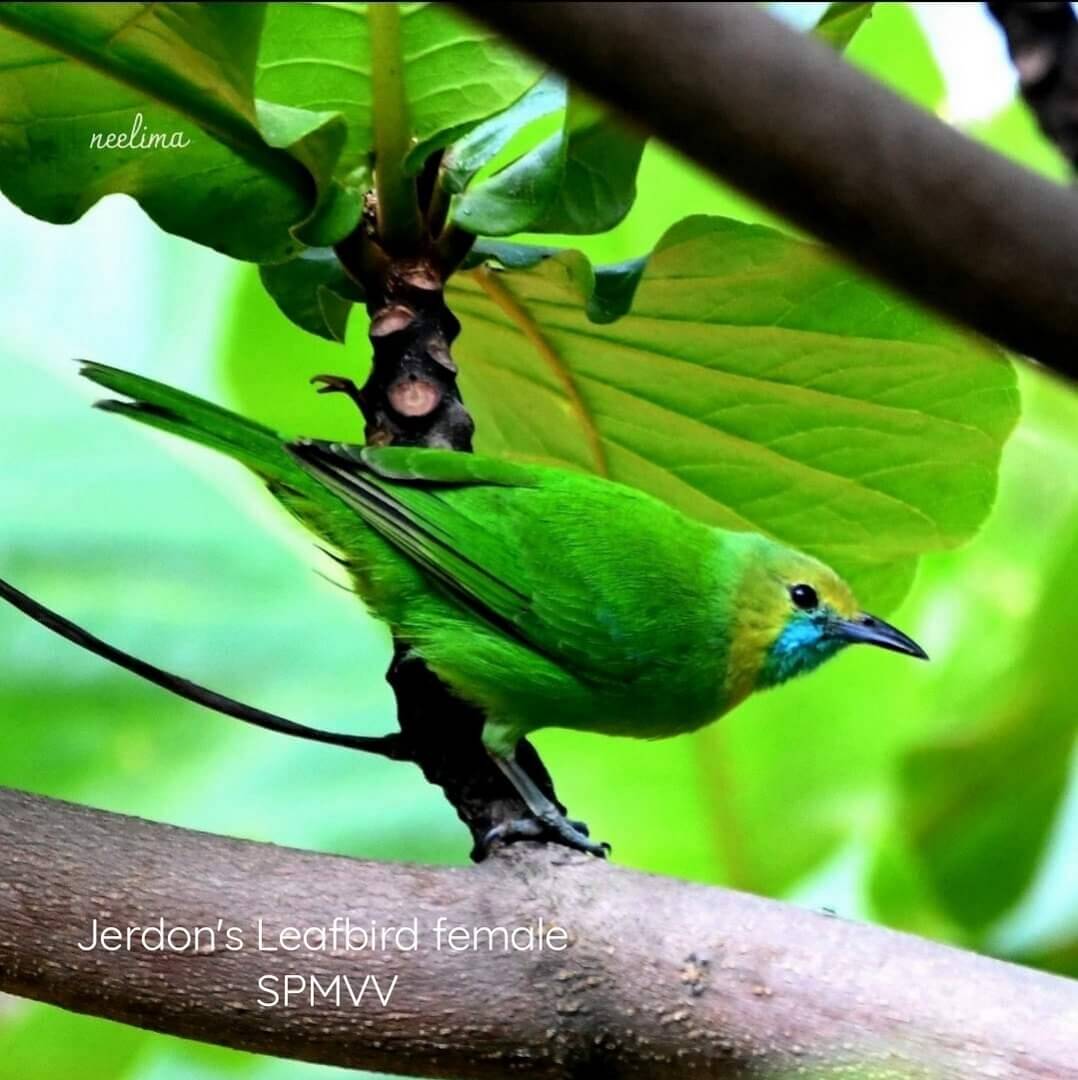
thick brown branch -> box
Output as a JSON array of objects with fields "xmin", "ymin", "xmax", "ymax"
[
  {"xmin": 457, "ymin": 1, "xmax": 1078, "ymax": 379},
  {"xmin": 350, "ymin": 246, "xmax": 474, "ymax": 450},
  {"xmin": 1, "ymin": 788, "xmax": 1074, "ymax": 1078}
]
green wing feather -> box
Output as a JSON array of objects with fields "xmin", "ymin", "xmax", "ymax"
[{"xmin": 289, "ymin": 441, "xmax": 537, "ymax": 639}]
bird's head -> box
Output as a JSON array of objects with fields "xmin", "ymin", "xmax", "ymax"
[{"xmin": 727, "ymin": 536, "xmax": 927, "ymax": 695}]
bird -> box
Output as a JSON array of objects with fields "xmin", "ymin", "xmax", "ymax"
[{"xmin": 78, "ymin": 361, "xmax": 927, "ymax": 856}]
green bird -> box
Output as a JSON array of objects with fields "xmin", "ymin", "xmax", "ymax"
[{"xmin": 79, "ymin": 362, "xmax": 927, "ymax": 855}]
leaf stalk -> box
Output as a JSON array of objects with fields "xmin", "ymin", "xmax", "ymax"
[{"xmin": 369, "ymin": 3, "xmax": 423, "ymax": 254}]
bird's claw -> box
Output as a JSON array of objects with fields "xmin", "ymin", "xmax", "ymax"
[
  {"xmin": 310, "ymin": 374, "xmax": 364, "ymax": 407},
  {"xmin": 473, "ymin": 813, "xmax": 610, "ymax": 861}
]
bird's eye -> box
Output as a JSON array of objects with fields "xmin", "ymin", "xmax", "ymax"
[{"xmin": 790, "ymin": 583, "xmax": 818, "ymax": 610}]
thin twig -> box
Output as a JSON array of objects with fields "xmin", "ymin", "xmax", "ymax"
[{"xmin": 0, "ymin": 576, "xmax": 409, "ymax": 760}]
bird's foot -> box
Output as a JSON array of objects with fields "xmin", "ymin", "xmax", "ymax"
[
  {"xmin": 474, "ymin": 812, "xmax": 610, "ymax": 861},
  {"xmin": 311, "ymin": 374, "xmax": 364, "ymax": 411}
]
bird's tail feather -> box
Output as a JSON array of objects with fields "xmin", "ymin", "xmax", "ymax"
[
  {"xmin": 79, "ymin": 360, "xmax": 387, "ymax": 582},
  {"xmin": 80, "ymin": 360, "xmax": 301, "ymax": 485}
]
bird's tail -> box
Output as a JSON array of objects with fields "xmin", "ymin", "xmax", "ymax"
[
  {"xmin": 79, "ymin": 361, "xmax": 380, "ymax": 579},
  {"xmin": 80, "ymin": 360, "xmax": 301, "ymax": 484}
]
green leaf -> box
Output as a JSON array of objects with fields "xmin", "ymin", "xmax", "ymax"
[
  {"xmin": 254, "ymin": 2, "xmax": 541, "ymax": 179},
  {"xmin": 253, "ymin": 100, "xmax": 361, "ymax": 246},
  {"xmin": 813, "ymin": 3, "xmax": 875, "ymax": 52},
  {"xmin": 966, "ymin": 98, "xmax": 1070, "ymax": 183},
  {"xmin": 0, "ymin": 2, "xmax": 353, "ymax": 261},
  {"xmin": 259, "ymin": 248, "xmax": 365, "ymax": 342},
  {"xmin": 243, "ymin": 217, "xmax": 1018, "ymax": 608},
  {"xmin": 465, "ymin": 239, "xmax": 648, "ymax": 323},
  {"xmin": 441, "ymin": 72, "xmax": 566, "ymax": 195},
  {"xmin": 450, "ymin": 89, "xmax": 646, "ymax": 237},
  {"xmin": 844, "ymin": 2, "xmax": 944, "ymax": 110},
  {"xmin": 531, "ymin": 96, "xmax": 646, "ymax": 234},
  {"xmin": 450, "ymin": 134, "xmax": 563, "ymax": 236},
  {"xmin": 883, "ymin": 519, "xmax": 1078, "ymax": 933},
  {"xmin": 451, "ymin": 215, "xmax": 1018, "ymax": 612}
]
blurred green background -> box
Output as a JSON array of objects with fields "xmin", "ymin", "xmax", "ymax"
[{"xmin": 0, "ymin": 5, "xmax": 1075, "ymax": 1078}]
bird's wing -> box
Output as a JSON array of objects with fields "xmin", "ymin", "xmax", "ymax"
[
  {"xmin": 289, "ymin": 442, "xmax": 710, "ymax": 683},
  {"xmin": 288, "ymin": 441, "xmax": 543, "ymax": 640}
]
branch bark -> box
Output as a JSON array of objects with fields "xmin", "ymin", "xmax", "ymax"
[
  {"xmin": 457, "ymin": 1, "xmax": 1078, "ymax": 380},
  {"xmin": 1, "ymin": 789, "xmax": 1075, "ymax": 1079}
]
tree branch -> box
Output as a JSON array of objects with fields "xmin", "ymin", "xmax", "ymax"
[
  {"xmin": 457, "ymin": 1, "xmax": 1078, "ymax": 379},
  {"xmin": 1, "ymin": 788, "xmax": 1074, "ymax": 1078}
]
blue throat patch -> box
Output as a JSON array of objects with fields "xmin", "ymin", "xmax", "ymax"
[{"xmin": 757, "ymin": 614, "xmax": 846, "ymax": 689}]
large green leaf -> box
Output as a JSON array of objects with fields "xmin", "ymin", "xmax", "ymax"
[
  {"xmin": 449, "ymin": 216, "xmax": 1018, "ymax": 612},
  {"xmin": 0, "ymin": 2, "xmax": 353, "ymax": 262},
  {"xmin": 255, "ymin": 2, "xmax": 541, "ymax": 179}
]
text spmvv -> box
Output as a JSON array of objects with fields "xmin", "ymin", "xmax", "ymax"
[{"xmin": 257, "ymin": 973, "xmax": 400, "ymax": 1009}]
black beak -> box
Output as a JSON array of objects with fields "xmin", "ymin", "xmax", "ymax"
[{"xmin": 834, "ymin": 612, "xmax": 928, "ymax": 660}]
